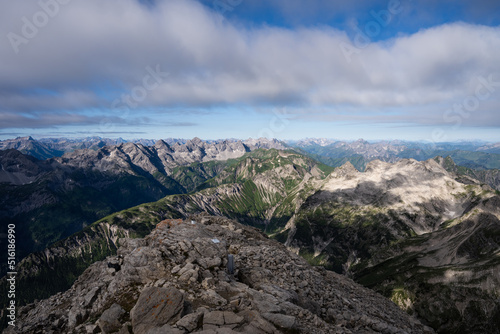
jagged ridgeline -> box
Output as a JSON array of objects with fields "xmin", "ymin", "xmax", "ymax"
[
  {"xmin": 0, "ymin": 148, "xmax": 333, "ymax": 321},
  {"xmin": 0, "ymin": 138, "xmax": 286, "ymax": 271},
  {"xmin": 2, "ymin": 147, "xmax": 500, "ymax": 333}
]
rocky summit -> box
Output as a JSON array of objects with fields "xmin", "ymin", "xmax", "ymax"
[{"xmin": 6, "ymin": 215, "xmax": 433, "ymax": 334}]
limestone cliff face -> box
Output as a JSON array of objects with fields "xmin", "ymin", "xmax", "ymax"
[
  {"xmin": 1, "ymin": 138, "xmax": 287, "ymax": 190},
  {"xmin": 285, "ymin": 158, "xmax": 493, "ymax": 265},
  {"xmin": 55, "ymin": 138, "xmax": 286, "ymax": 176},
  {"xmin": 280, "ymin": 158, "xmax": 500, "ymax": 333},
  {"xmin": 0, "ymin": 137, "xmax": 287, "ymax": 162},
  {"xmin": 6, "ymin": 216, "xmax": 433, "ymax": 334},
  {"xmin": 0, "ymin": 139, "xmax": 286, "ymax": 270}
]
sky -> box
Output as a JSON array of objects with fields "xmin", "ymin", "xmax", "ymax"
[{"xmin": 0, "ymin": 0, "xmax": 499, "ymax": 142}]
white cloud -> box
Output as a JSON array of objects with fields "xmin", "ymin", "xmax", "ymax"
[{"xmin": 0, "ymin": 0, "xmax": 498, "ymax": 129}]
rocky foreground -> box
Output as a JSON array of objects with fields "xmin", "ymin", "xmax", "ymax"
[{"xmin": 6, "ymin": 215, "xmax": 433, "ymax": 334}]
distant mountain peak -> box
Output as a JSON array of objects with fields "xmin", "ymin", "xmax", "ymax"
[
  {"xmin": 13, "ymin": 135, "xmax": 35, "ymax": 141},
  {"xmin": 364, "ymin": 159, "xmax": 391, "ymax": 172},
  {"xmin": 154, "ymin": 139, "xmax": 170, "ymax": 148},
  {"xmin": 190, "ymin": 137, "xmax": 203, "ymax": 145},
  {"xmin": 329, "ymin": 161, "xmax": 359, "ymax": 179}
]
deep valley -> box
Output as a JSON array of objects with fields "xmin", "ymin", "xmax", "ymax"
[{"xmin": 1, "ymin": 137, "xmax": 500, "ymax": 333}]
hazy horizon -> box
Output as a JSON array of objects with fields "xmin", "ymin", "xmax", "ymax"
[{"xmin": 2, "ymin": 134, "xmax": 498, "ymax": 146}]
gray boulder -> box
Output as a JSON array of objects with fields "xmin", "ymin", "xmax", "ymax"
[
  {"xmin": 131, "ymin": 287, "xmax": 184, "ymax": 333},
  {"xmin": 97, "ymin": 303, "xmax": 126, "ymax": 333}
]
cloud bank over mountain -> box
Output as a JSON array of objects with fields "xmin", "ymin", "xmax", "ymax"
[{"xmin": 0, "ymin": 0, "xmax": 499, "ymax": 139}]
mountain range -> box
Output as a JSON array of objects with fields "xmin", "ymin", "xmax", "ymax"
[
  {"xmin": 2, "ymin": 136, "xmax": 499, "ymax": 194},
  {"xmin": 0, "ymin": 138, "xmax": 286, "ymax": 266},
  {"xmin": 291, "ymin": 138, "xmax": 500, "ymax": 171},
  {"xmin": 3, "ymin": 137, "xmax": 500, "ymax": 169},
  {"xmin": 1, "ymin": 137, "xmax": 500, "ymax": 333}
]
